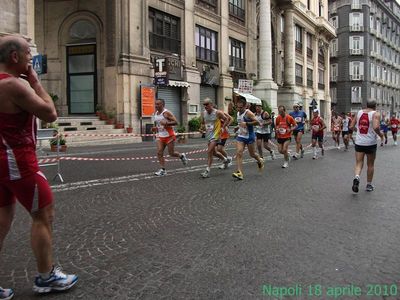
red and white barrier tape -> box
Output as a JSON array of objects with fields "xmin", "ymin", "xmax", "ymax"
[{"xmin": 63, "ymin": 131, "xmax": 202, "ymax": 138}]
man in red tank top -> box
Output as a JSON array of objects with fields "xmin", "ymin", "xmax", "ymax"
[
  {"xmin": 0, "ymin": 35, "xmax": 77, "ymax": 298},
  {"xmin": 349, "ymin": 101, "xmax": 383, "ymax": 193},
  {"xmin": 389, "ymin": 115, "xmax": 399, "ymax": 146}
]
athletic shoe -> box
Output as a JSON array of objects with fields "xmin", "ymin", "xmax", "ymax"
[
  {"xmin": 227, "ymin": 156, "xmax": 233, "ymax": 167},
  {"xmin": 224, "ymin": 157, "xmax": 232, "ymax": 169},
  {"xmin": 352, "ymin": 177, "xmax": 360, "ymax": 193},
  {"xmin": 380, "ymin": 142, "xmax": 383, "ymax": 147},
  {"xmin": 218, "ymin": 163, "xmax": 226, "ymax": 169},
  {"xmin": 337, "ymin": 146, "xmax": 340, "ymax": 150},
  {"xmin": 385, "ymin": 139, "xmax": 388, "ymax": 144},
  {"xmin": 282, "ymin": 161, "xmax": 289, "ymax": 168},
  {"xmin": 180, "ymin": 153, "xmax": 188, "ymax": 166},
  {"xmin": 154, "ymin": 169, "xmax": 166, "ymax": 176},
  {"xmin": 292, "ymin": 153, "xmax": 298, "ymax": 160},
  {"xmin": 201, "ymin": 169, "xmax": 210, "ymax": 178},
  {"xmin": 232, "ymin": 170, "xmax": 243, "ymax": 180},
  {"xmin": 395, "ymin": 141, "xmax": 398, "ymax": 146},
  {"xmin": 257, "ymin": 158, "xmax": 264, "ymax": 171},
  {"xmin": 0, "ymin": 287, "xmax": 13, "ymax": 300},
  {"xmin": 270, "ymin": 151, "xmax": 276, "ymax": 160},
  {"xmin": 366, "ymin": 184, "xmax": 375, "ymax": 192},
  {"xmin": 300, "ymin": 149, "xmax": 305, "ymax": 158},
  {"xmin": 33, "ymin": 266, "xmax": 78, "ymax": 294},
  {"xmin": 321, "ymin": 148, "xmax": 325, "ymax": 156},
  {"xmin": 312, "ymin": 155, "xmax": 317, "ymax": 160}
]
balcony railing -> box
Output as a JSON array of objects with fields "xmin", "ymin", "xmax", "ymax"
[
  {"xmin": 350, "ymin": 74, "xmax": 364, "ymax": 81},
  {"xmin": 295, "ymin": 41, "xmax": 303, "ymax": 52},
  {"xmin": 229, "ymin": 56, "xmax": 246, "ymax": 71},
  {"xmin": 350, "ymin": 48, "xmax": 364, "ymax": 55},
  {"xmin": 318, "ymin": 83, "xmax": 325, "ymax": 90},
  {"xmin": 351, "ymin": 3, "xmax": 361, "ymax": 9},
  {"xmin": 296, "ymin": 76, "xmax": 303, "ymax": 85},
  {"xmin": 307, "ymin": 47, "xmax": 313, "ymax": 57},
  {"xmin": 196, "ymin": 46, "xmax": 218, "ymax": 63},
  {"xmin": 149, "ymin": 33, "xmax": 181, "ymax": 54},
  {"xmin": 350, "ymin": 24, "xmax": 364, "ymax": 32},
  {"xmin": 307, "ymin": 79, "xmax": 313, "ymax": 87},
  {"xmin": 330, "ymin": 76, "xmax": 337, "ymax": 82}
]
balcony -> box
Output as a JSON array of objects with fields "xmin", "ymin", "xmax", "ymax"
[
  {"xmin": 350, "ymin": 48, "xmax": 364, "ymax": 55},
  {"xmin": 229, "ymin": 56, "xmax": 246, "ymax": 71},
  {"xmin": 330, "ymin": 50, "xmax": 338, "ymax": 57},
  {"xmin": 370, "ymin": 28, "xmax": 376, "ymax": 35},
  {"xmin": 330, "ymin": 76, "xmax": 338, "ymax": 82},
  {"xmin": 196, "ymin": 46, "xmax": 219, "ymax": 64},
  {"xmin": 351, "ymin": 3, "xmax": 361, "ymax": 10},
  {"xmin": 351, "ymin": 98, "xmax": 362, "ymax": 104},
  {"xmin": 350, "ymin": 24, "xmax": 364, "ymax": 32},
  {"xmin": 318, "ymin": 83, "xmax": 325, "ymax": 90},
  {"xmin": 350, "ymin": 74, "xmax": 364, "ymax": 81}
]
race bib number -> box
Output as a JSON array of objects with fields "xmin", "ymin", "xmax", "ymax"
[
  {"xmin": 206, "ymin": 124, "xmax": 214, "ymax": 132},
  {"xmin": 239, "ymin": 126, "xmax": 249, "ymax": 136},
  {"xmin": 392, "ymin": 124, "xmax": 398, "ymax": 128},
  {"xmin": 295, "ymin": 117, "xmax": 302, "ymax": 123},
  {"xmin": 278, "ymin": 127, "xmax": 286, "ymax": 134},
  {"xmin": 312, "ymin": 125, "xmax": 320, "ymax": 131},
  {"xmin": 334, "ymin": 126, "xmax": 340, "ymax": 131}
]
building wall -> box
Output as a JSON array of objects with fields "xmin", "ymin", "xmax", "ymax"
[{"xmin": 329, "ymin": 0, "xmax": 400, "ymax": 117}]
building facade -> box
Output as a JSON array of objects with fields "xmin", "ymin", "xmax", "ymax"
[
  {"xmin": 329, "ymin": 0, "xmax": 400, "ymax": 117},
  {"xmin": 257, "ymin": 0, "xmax": 336, "ymax": 120},
  {"xmin": 1, "ymin": 0, "xmax": 335, "ymax": 131}
]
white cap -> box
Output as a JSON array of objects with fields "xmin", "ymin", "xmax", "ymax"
[{"xmin": 313, "ymin": 109, "xmax": 319, "ymax": 113}]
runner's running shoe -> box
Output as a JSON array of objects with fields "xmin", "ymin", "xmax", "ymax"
[
  {"xmin": 257, "ymin": 158, "xmax": 264, "ymax": 171},
  {"xmin": 366, "ymin": 184, "xmax": 375, "ymax": 192},
  {"xmin": 352, "ymin": 177, "xmax": 360, "ymax": 193},
  {"xmin": 180, "ymin": 153, "xmax": 188, "ymax": 166},
  {"xmin": 155, "ymin": 169, "xmax": 166, "ymax": 176},
  {"xmin": 0, "ymin": 287, "xmax": 13, "ymax": 300},
  {"xmin": 282, "ymin": 161, "xmax": 289, "ymax": 168},
  {"xmin": 300, "ymin": 149, "xmax": 305, "ymax": 158},
  {"xmin": 201, "ymin": 169, "xmax": 210, "ymax": 178},
  {"xmin": 33, "ymin": 266, "xmax": 78, "ymax": 294},
  {"xmin": 232, "ymin": 170, "xmax": 243, "ymax": 180},
  {"xmin": 270, "ymin": 151, "xmax": 276, "ymax": 160}
]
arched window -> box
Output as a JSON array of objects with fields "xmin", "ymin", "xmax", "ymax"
[{"xmin": 69, "ymin": 20, "xmax": 96, "ymax": 41}]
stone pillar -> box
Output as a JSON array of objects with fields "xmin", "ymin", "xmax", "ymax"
[
  {"xmin": 183, "ymin": 0, "xmax": 200, "ymax": 125},
  {"xmin": 26, "ymin": 0, "xmax": 35, "ymax": 42},
  {"xmin": 253, "ymin": 0, "xmax": 278, "ymax": 112},
  {"xmin": 313, "ymin": 37, "xmax": 319, "ymax": 94},
  {"xmin": 324, "ymin": 45, "xmax": 330, "ymax": 101},
  {"xmin": 302, "ymin": 30, "xmax": 308, "ymax": 88},
  {"xmin": 283, "ymin": 9, "xmax": 295, "ymax": 87},
  {"xmin": 218, "ymin": 0, "xmax": 233, "ymax": 112}
]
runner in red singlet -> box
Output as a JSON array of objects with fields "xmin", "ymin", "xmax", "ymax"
[
  {"xmin": 389, "ymin": 115, "xmax": 399, "ymax": 146},
  {"xmin": 0, "ymin": 35, "xmax": 77, "ymax": 299},
  {"xmin": 310, "ymin": 109, "xmax": 326, "ymax": 159}
]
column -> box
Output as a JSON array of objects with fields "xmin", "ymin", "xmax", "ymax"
[
  {"xmin": 253, "ymin": 0, "xmax": 278, "ymax": 111},
  {"xmin": 258, "ymin": 0, "xmax": 273, "ymax": 81},
  {"xmin": 284, "ymin": 9, "xmax": 295, "ymax": 86},
  {"xmin": 218, "ymin": 0, "xmax": 234, "ymax": 111},
  {"xmin": 302, "ymin": 29, "xmax": 308, "ymax": 88}
]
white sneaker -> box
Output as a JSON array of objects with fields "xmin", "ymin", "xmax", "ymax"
[
  {"xmin": 227, "ymin": 156, "xmax": 233, "ymax": 167},
  {"xmin": 270, "ymin": 151, "xmax": 276, "ymax": 160},
  {"xmin": 0, "ymin": 287, "xmax": 14, "ymax": 300},
  {"xmin": 180, "ymin": 153, "xmax": 188, "ymax": 166},
  {"xmin": 218, "ymin": 163, "xmax": 226, "ymax": 169},
  {"xmin": 312, "ymin": 155, "xmax": 317, "ymax": 160},
  {"xmin": 337, "ymin": 146, "xmax": 340, "ymax": 150},
  {"xmin": 154, "ymin": 169, "xmax": 166, "ymax": 176},
  {"xmin": 395, "ymin": 141, "xmax": 398, "ymax": 146},
  {"xmin": 282, "ymin": 161, "xmax": 289, "ymax": 168},
  {"xmin": 33, "ymin": 266, "xmax": 78, "ymax": 294},
  {"xmin": 201, "ymin": 169, "xmax": 210, "ymax": 178}
]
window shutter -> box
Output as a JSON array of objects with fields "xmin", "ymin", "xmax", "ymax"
[
  {"xmin": 360, "ymin": 37, "xmax": 364, "ymax": 50},
  {"xmin": 349, "ymin": 62, "xmax": 354, "ymax": 75},
  {"xmin": 360, "ymin": 62, "xmax": 364, "ymax": 76},
  {"xmin": 349, "ymin": 37, "xmax": 353, "ymax": 50},
  {"xmin": 349, "ymin": 13, "xmax": 354, "ymax": 26}
]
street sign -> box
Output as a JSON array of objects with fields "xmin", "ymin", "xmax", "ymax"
[
  {"xmin": 310, "ymin": 99, "xmax": 318, "ymax": 107},
  {"xmin": 238, "ymin": 79, "xmax": 253, "ymax": 94},
  {"xmin": 32, "ymin": 54, "xmax": 47, "ymax": 75}
]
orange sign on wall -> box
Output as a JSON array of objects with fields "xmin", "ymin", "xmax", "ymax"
[{"xmin": 141, "ymin": 86, "xmax": 156, "ymax": 117}]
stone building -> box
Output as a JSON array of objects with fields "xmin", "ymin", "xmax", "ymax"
[
  {"xmin": 1, "ymin": 0, "xmax": 335, "ymax": 131},
  {"xmin": 329, "ymin": 0, "xmax": 400, "ymax": 118},
  {"xmin": 256, "ymin": 0, "xmax": 336, "ymax": 120}
]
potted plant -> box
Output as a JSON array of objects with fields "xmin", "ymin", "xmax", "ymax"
[
  {"xmin": 115, "ymin": 122, "xmax": 124, "ymax": 129},
  {"xmin": 188, "ymin": 116, "xmax": 201, "ymax": 138},
  {"xmin": 106, "ymin": 111, "xmax": 116, "ymax": 125},
  {"xmin": 50, "ymin": 133, "xmax": 67, "ymax": 152},
  {"xmin": 95, "ymin": 104, "xmax": 103, "ymax": 116},
  {"xmin": 126, "ymin": 125, "xmax": 133, "ymax": 133},
  {"xmin": 176, "ymin": 124, "xmax": 186, "ymax": 143}
]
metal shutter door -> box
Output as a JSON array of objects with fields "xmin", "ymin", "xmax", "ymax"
[
  {"xmin": 200, "ymin": 86, "xmax": 217, "ymax": 106},
  {"xmin": 157, "ymin": 87, "xmax": 181, "ymax": 123}
]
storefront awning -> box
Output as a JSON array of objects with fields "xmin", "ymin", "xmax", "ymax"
[
  {"xmin": 167, "ymin": 80, "xmax": 190, "ymax": 88},
  {"xmin": 235, "ymin": 92, "xmax": 262, "ymax": 105}
]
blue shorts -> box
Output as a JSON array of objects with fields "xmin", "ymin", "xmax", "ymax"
[{"xmin": 236, "ymin": 136, "xmax": 255, "ymax": 145}]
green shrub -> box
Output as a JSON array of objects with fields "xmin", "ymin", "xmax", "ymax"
[
  {"xmin": 188, "ymin": 116, "xmax": 201, "ymax": 132},
  {"xmin": 176, "ymin": 124, "xmax": 186, "ymax": 133}
]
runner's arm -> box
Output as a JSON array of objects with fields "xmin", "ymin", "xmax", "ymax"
[
  {"xmin": 199, "ymin": 113, "xmax": 206, "ymax": 133},
  {"xmin": 9, "ymin": 76, "xmax": 57, "ymax": 123},
  {"xmin": 373, "ymin": 112, "xmax": 384, "ymax": 139},
  {"xmin": 162, "ymin": 111, "xmax": 178, "ymax": 126},
  {"xmin": 320, "ymin": 118, "xmax": 327, "ymax": 131},
  {"xmin": 349, "ymin": 114, "xmax": 357, "ymax": 131},
  {"xmin": 243, "ymin": 111, "xmax": 260, "ymax": 126}
]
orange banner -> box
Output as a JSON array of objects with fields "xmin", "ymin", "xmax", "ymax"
[{"xmin": 141, "ymin": 86, "xmax": 155, "ymax": 117}]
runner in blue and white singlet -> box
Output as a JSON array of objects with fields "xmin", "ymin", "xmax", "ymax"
[{"xmin": 232, "ymin": 96, "xmax": 264, "ymax": 180}]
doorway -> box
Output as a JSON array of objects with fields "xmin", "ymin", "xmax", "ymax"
[{"xmin": 67, "ymin": 44, "xmax": 97, "ymax": 114}]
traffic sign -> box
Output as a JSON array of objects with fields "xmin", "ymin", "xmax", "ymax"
[{"xmin": 32, "ymin": 55, "xmax": 47, "ymax": 75}]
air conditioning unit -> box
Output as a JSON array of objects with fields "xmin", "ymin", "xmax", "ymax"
[{"xmin": 228, "ymin": 66, "xmax": 235, "ymax": 72}]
